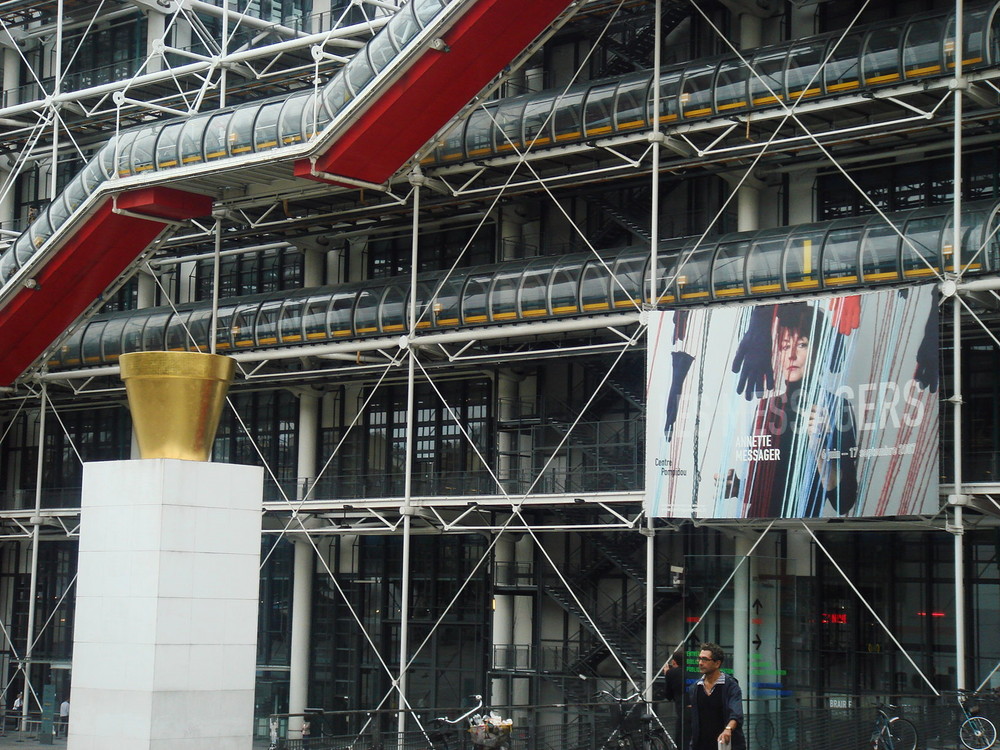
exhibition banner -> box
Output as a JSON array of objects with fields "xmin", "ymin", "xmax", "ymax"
[{"xmin": 646, "ymin": 287, "xmax": 939, "ymax": 519}]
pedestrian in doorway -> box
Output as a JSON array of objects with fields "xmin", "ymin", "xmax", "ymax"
[
  {"xmin": 663, "ymin": 650, "xmax": 689, "ymax": 749},
  {"xmin": 12, "ymin": 693, "xmax": 22, "ymax": 732},
  {"xmin": 59, "ymin": 698, "xmax": 69, "ymax": 737}
]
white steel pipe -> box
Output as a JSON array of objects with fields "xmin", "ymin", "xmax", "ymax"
[
  {"xmin": 0, "ymin": 18, "xmax": 386, "ymax": 121},
  {"xmin": 646, "ymin": 0, "xmax": 662, "ymax": 706},
  {"xmin": 50, "ymin": 0, "xmax": 64, "ymax": 203},
  {"xmin": 22, "ymin": 385, "xmax": 47, "ymax": 728},
  {"xmin": 396, "ymin": 176, "xmax": 420, "ymax": 746},
  {"xmin": 953, "ymin": 0, "xmax": 968, "ymax": 692}
]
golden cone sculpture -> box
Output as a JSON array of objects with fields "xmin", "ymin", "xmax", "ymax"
[{"xmin": 119, "ymin": 351, "xmax": 235, "ymax": 461}]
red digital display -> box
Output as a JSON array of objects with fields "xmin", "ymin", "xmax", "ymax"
[{"xmin": 821, "ymin": 613, "xmax": 848, "ymax": 624}]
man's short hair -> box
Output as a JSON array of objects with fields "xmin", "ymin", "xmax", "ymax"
[
  {"xmin": 699, "ymin": 642, "xmax": 725, "ymax": 664},
  {"xmin": 670, "ymin": 651, "xmax": 684, "ymax": 666}
]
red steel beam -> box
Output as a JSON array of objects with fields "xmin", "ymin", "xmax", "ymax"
[
  {"xmin": 296, "ymin": 0, "xmax": 571, "ymax": 185},
  {"xmin": 0, "ymin": 187, "xmax": 212, "ymax": 385}
]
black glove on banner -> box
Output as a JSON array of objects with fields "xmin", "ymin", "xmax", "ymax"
[
  {"xmin": 672, "ymin": 309, "xmax": 690, "ymax": 344},
  {"xmin": 664, "ymin": 351, "xmax": 695, "ymax": 443},
  {"xmin": 731, "ymin": 305, "xmax": 775, "ymax": 400},
  {"xmin": 828, "ymin": 332, "xmax": 846, "ymax": 373},
  {"xmin": 914, "ymin": 303, "xmax": 939, "ymax": 392}
]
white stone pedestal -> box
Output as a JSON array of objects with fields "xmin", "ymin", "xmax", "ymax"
[{"xmin": 69, "ymin": 459, "xmax": 263, "ymax": 750}]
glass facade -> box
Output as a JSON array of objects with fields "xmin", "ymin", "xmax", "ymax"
[
  {"xmin": 3, "ymin": 0, "xmax": 1000, "ymax": 743},
  {"xmin": 310, "ymin": 535, "xmax": 488, "ymax": 717},
  {"xmin": 817, "ymin": 153, "xmax": 1000, "ymax": 220},
  {"xmin": 195, "ymin": 247, "xmax": 304, "ymax": 301},
  {"xmin": 214, "ymin": 391, "xmax": 299, "ymax": 501},
  {"xmin": 314, "ymin": 379, "xmax": 492, "ymax": 500}
]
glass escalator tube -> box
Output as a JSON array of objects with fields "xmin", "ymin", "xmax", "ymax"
[{"xmin": 39, "ymin": 199, "xmax": 1000, "ymax": 371}]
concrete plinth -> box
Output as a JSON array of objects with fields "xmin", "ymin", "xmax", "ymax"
[{"xmin": 69, "ymin": 459, "xmax": 264, "ymax": 750}]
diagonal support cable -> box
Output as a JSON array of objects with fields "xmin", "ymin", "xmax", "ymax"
[{"xmin": 802, "ymin": 521, "xmax": 940, "ymax": 695}]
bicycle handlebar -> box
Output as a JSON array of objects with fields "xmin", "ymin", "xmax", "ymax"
[
  {"xmin": 434, "ymin": 695, "xmax": 484, "ymax": 725},
  {"xmin": 596, "ymin": 690, "xmax": 643, "ymax": 703}
]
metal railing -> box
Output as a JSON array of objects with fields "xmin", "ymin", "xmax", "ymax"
[{"xmin": 259, "ymin": 694, "xmax": 1000, "ymax": 750}]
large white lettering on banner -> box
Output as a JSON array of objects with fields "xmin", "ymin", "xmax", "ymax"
[{"xmin": 645, "ymin": 287, "xmax": 939, "ymax": 519}]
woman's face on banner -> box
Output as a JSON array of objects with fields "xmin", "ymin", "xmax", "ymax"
[{"xmin": 774, "ymin": 328, "xmax": 810, "ymax": 385}]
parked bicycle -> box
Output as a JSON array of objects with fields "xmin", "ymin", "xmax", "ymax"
[
  {"xmin": 869, "ymin": 704, "xmax": 917, "ymax": 750},
  {"xmin": 423, "ymin": 695, "xmax": 513, "ymax": 749},
  {"xmin": 958, "ymin": 691, "xmax": 997, "ymax": 750},
  {"xmin": 597, "ymin": 690, "xmax": 670, "ymax": 750}
]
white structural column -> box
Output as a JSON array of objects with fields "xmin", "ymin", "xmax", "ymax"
[
  {"xmin": 70, "ymin": 459, "xmax": 263, "ymax": 750},
  {"xmin": 137, "ymin": 269, "xmax": 157, "ymax": 309},
  {"xmin": 2, "ymin": 47, "xmax": 18, "ymax": 106},
  {"xmin": 146, "ymin": 9, "xmax": 166, "ymax": 74},
  {"xmin": 288, "ymin": 538, "xmax": 314, "ymax": 736},
  {"xmin": 734, "ymin": 3, "xmax": 762, "ymax": 234},
  {"xmin": 511, "ymin": 535, "xmax": 533, "ymax": 720},
  {"xmin": 0, "ymin": 160, "xmax": 14, "ymax": 230},
  {"xmin": 288, "ymin": 391, "xmax": 320, "ymax": 734},
  {"xmin": 50, "ymin": 0, "xmax": 64, "ymax": 202},
  {"xmin": 297, "ymin": 391, "xmax": 320, "ymax": 499},
  {"xmin": 497, "ymin": 374, "xmax": 517, "ymax": 488},
  {"xmin": 302, "ymin": 244, "xmax": 326, "ymax": 287},
  {"xmin": 786, "ymin": 172, "xmax": 814, "ymax": 226},
  {"xmin": 492, "ymin": 535, "xmax": 515, "ymax": 707},
  {"xmin": 737, "ymin": 186, "xmax": 760, "ymax": 232}
]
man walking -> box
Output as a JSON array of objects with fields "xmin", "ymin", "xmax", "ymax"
[
  {"xmin": 663, "ymin": 651, "xmax": 688, "ymax": 749},
  {"xmin": 687, "ymin": 643, "xmax": 745, "ymax": 750},
  {"xmin": 58, "ymin": 698, "xmax": 69, "ymax": 738}
]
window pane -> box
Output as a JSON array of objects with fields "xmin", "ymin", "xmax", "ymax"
[
  {"xmin": 862, "ymin": 26, "xmax": 902, "ymax": 85},
  {"xmin": 786, "ymin": 42, "xmax": 824, "ymax": 100},
  {"xmin": 714, "ymin": 59, "xmax": 748, "ymax": 112},
  {"xmin": 713, "ymin": 239, "xmax": 748, "ymax": 296},
  {"xmin": 785, "ymin": 229, "xmax": 823, "ymax": 290},
  {"xmin": 680, "ymin": 64, "xmax": 714, "ymax": 119},
  {"xmin": 747, "ymin": 237, "xmax": 785, "ymax": 294},
  {"xmin": 822, "ymin": 225, "xmax": 862, "ymax": 285},
  {"xmin": 860, "ymin": 220, "xmax": 900, "ymax": 280},
  {"xmin": 825, "ymin": 33, "xmax": 863, "ymax": 94},
  {"xmin": 584, "ymin": 82, "xmax": 618, "ymax": 137},
  {"xmin": 749, "ymin": 49, "xmax": 786, "ymax": 105},
  {"xmin": 903, "ymin": 18, "xmax": 943, "ymax": 79},
  {"xmin": 615, "ymin": 75, "xmax": 649, "ymax": 132}
]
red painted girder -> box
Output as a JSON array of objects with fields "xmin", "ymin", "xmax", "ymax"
[
  {"xmin": 0, "ymin": 187, "xmax": 212, "ymax": 385},
  {"xmin": 295, "ymin": 0, "xmax": 572, "ymax": 185}
]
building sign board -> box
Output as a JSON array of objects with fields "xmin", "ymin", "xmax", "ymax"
[{"xmin": 646, "ymin": 287, "xmax": 939, "ymax": 518}]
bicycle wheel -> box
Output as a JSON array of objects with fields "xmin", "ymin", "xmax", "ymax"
[
  {"xmin": 961, "ymin": 716, "xmax": 997, "ymax": 750},
  {"xmin": 753, "ymin": 717, "xmax": 776, "ymax": 750},
  {"xmin": 883, "ymin": 718, "xmax": 917, "ymax": 750}
]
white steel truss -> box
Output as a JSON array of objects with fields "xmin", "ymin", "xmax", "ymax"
[{"xmin": 0, "ymin": 0, "xmax": 999, "ymax": 744}]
